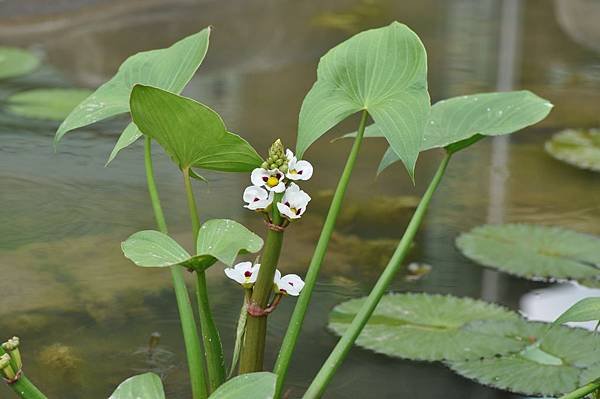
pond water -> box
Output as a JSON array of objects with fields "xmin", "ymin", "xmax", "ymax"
[{"xmin": 1, "ymin": 0, "xmax": 600, "ymax": 398}]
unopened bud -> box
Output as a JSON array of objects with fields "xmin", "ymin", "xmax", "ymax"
[
  {"xmin": 260, "ymin": 161, "xmax": 269, "ymax": 169},
  {"xmin": 2, "ymin": 337, "xmax": 21, "ymax": 370},
  {"xmin": 268, "ymin": 139, "xmax": 284, "ymax": 160},
  {"xmin": 0, "ymin": 354, "xmax": 15, "ymax": 380}
]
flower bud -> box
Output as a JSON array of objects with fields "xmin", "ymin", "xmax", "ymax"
[
  {"xmin": 0, "ymin": 354, "xmax": 15, "ymax": 380},
  {"xmin": 261, "ymin": 161, "xmax": 269, "ymax": 169},
  {"xmin": 2, "ymin": 337, "xmax": 21, "ymax": 369},
  {"xmin": 268, "ymin": 139, "xmax": 284, "ymax": 161}
]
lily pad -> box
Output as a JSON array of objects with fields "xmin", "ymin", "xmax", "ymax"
[
  {"xmin": 328, "ymin": 293, "xmax": 522, "ymax": 361},
  {"xmin": 0, "ymin": 47, "xmax": 40, "ymax": 79},
  {"xmin": 456, "ymin": 224, "xmax": 600, "ymax": 281},
  {"xmin": 6, "ymin": 89, "xmax": 93, "ymax": 121},
  {"xmin": 109, "ymin": 373, "xmax": 165, "ymax": 399},
  {"xmin": 545, "ymin": 128, "xmax": 600, "ymax": 172},
  {"xmin": 209, "ymin": 372, "xmax": 276, "ymax": 399},
  {"xmin": 448, "ymin": 319, "xmax": 600, "ymax": 396}
]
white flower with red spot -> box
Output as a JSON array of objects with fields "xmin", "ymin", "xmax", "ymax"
[
  {"xmin": 243, "ymin": 186, "xmax": 273, "ymax": 211},
  {"xmin": 285, "ymin": 149, "xmax": 313, "ymax": 181},
  {"xmin": 251, "ymin": 168, "xmax": 286, "ymax": 193},
  {"xmin": 273, "ymin": 269, "xmax": 305, "ymax": 296},
  {"xmin": 276, "ymin": 183, "xmax": 311, "ymax": 220},
  {"xmin": 224, "ymin": 262, "xmax": 260, "ymax": 288}
]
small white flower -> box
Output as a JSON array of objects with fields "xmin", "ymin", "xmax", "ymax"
[
  {"xmin": 243, "ymin": 186, "xmax": 273, "ymax": 211},
  {"xmin": 277, "ymin": 183, "xmax": 311, "ymax": 220},
  {"xmin": 251, "ymin": 168, "xmax": 286, "ymax": 193},
  {"xmin": 224, "ymin": 262, "xmax": 260, "ymax": 288},
  {"xmin": 285, "ymin": 149, "xmax": 313, "ymax": 181},
  {"xmin": 273, "ymin": 269, "xmax": 305, "ymax": 296}
]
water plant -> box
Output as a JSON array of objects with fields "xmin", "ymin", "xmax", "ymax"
[{"xmin": 4, "ymin": 20, "xmax": 600, "ymax": 399}]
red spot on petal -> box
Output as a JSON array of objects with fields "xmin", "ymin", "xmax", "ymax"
[
  {"xmin": 298, "ymin": 170, "xmax": 303, "ymax": 174},
  {"xmin": 244, "ymin": 271, "xmax": 252, "ymax": 277},
  {"xmin": 253, "ymin": 197, "xmax": 260, "ymax": 202},
  {"xmin": 262, "ymin": 177, "xmax": 268, "ymax": 182},
  {"xmin": 289, "ymin": 282, "xmax": 294, "ymax": 286}
]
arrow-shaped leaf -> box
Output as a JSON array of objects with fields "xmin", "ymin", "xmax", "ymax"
[{"xmin": 108, "ymin": 373, "xmax": 165, "ymax": 399}]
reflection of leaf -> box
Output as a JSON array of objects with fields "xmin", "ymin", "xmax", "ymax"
[
  {"xmin": 449, "ymin": 319, "xmax": 600, "ymax": 396},
  {"xmin": 545, "ymin": 128, "xmax": 600, "ymax": 172},
  {"xmin": 53, "ymin": 27, "xmax": 211, "ymax": 164},
  {"xmin": 553, "ymin": 297, "xmax": 600, "ymax": 326},
  {"xmin": 456, "ymin": 224, "xmax": 600, "ymax": 281},
  {"xmin": 297, "ymin": 22, "xmax": 430, "ymax": 179},
  {"xmin": 0, "ymin": 47, "xmax": 40, "ymax": 79},
  {"xmin": 109, "ymin": 373, "xmax": 165, "ymax": 399},
  {"xmin": 130, "ymin": 85, "xmax": 262, "ymax": 172},
  {"xmin": 209, "ymin": 372, "xmax": 276, "ymax": 399},
  {"xmin": 328, "ymin": 293, "xmax": 521, "ymax": 361},
  {"xmin": 6, "ymin": 89, "xmax": 93, "ymax": 121}
]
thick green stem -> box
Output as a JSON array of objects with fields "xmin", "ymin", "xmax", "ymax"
[
  {"xmin": 145, "ymin": 137, "xmax": 207, "ymax": 399},
  {"xmin": 303, "ymin": 152, "xmax": 452, "ymax": 399},
  {"xmin": 559, "ymin": 380, "xmax": 600, "ymax": 399},
  {"xmin": 273, "ymin": 110, "xmax": 368, "ymax": 395},
  {"xmin": 9, "ymin": 374, "xmax": 47, "ymax": 399},
  {"xmin": 239, "ymin": 193, "xmax": 285, "ymax": 373},
  {"xmin": 183, "ymin": 167, "xmax": 226, "ymax": 392}
]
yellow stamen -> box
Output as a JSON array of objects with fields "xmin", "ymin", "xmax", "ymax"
[
  {"xmin": 290, "ymin": 169, "xmax": 298, "ymax": 175},
  {"xmin": 266, "ymin": 176, "xmax": 279, "ymax": 187}
]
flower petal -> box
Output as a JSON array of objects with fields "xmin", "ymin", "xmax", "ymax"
[
  {"xmin": 277, "ymin": 202, "xmax": 300, "ymax": 219},
  {"xmin": 224, "ymin": 268, "xmax": 245, "ymax": 284},
  {"xmin": 251, "ymin": 168, "xmax": 269, "ymax": 187},
  {"xmin": 279, "ymin": 274, "xmax": 305, "ymax": 296}
]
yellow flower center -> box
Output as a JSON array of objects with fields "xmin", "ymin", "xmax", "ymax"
[
  {"xmin": 290, "ymin": 169, "xmax": 298, "ymax": 175},
  {"xmin": 266, "ymin": 176, "xmax": 279, "ymax": 187}
]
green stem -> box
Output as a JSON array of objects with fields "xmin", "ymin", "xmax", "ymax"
[
  {"xmin": 229, "ymin": 289, "xmax": 251, "ymax": 378},
  {"xmin": 273, "ymin": 110, "xmax": 368, "ymax": 395},
  {"xmin": 239, "ymin": 192, "xmax": 285, "ymax": 373},
  {"xmin": 9, "ymin": 374, "xmax": 47, "ymax": 399},
  {"xmin": 559, "ymin": 380, "xmax": 600, "ymax": 399},
  {"xmin": 303, "ymin": 151, "xmax": 452, "ymax": 399},
  {"xmin": 183, "ymin": 167, "xmax": 226, "ymax": 392},
  {"xmin": 145, "ymin": 137, "xmax": 207, "ymax": 399}
]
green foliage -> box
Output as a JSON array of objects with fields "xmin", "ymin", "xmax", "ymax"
[
  {"xmin": 121, "ymin": 219, "xmax": 263, "ymax": 272},
  {"xmin": 0, "ymin": 47, "xmax": 40, "ymax": 79},
  {"xmin": 209, "ymin": 372, "xmax": 276, "ymax": 399},
  {"xmin": 545, "ymin": 129, "xmax": 600, "ymax": 172},
  {"xmin": 53, "ymin": 27, "xmax": 211, "ymax": 164},
  {"xmin": 108, "ymin": 373, "xmax": 165, "ymax": 399},
  {"xmin": 580, "ymin": 363, "xmax": 600, "ymax": 385},
  {"xmin": 456, "ymin": 224, "xmax": 600, "ymax": 281},
  {"xmin": 296, "ymin": 21, "xmax": 430, "ymax": 179},
  {"xmin": 448, "ymin": 319, "xmax": 600, "ymax": 396},
  {"xmin": 328, "ymin": 293, "xmax": 521, "ymax": 361},
  {"xmin": 130, "ymin": 85, "xmax": 262, "ymax": 172},
  {"xmin": 554, "ymin": 297, "xmax": 600, "ymax": 326},
  {"xmin": 7, "ymin": 89, "xmax": 93, "ymax": 121}
]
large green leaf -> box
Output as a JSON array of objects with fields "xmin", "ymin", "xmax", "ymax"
[
  {"xmin": 296, "ymin": 21, "xmax": 430, "ymax": 179},
  {"xmin": 122, "ymin": 219, "xmax": 263, "ymax": 272},
  {"xmin": 7, "ymin": 89, "xmax": 93, "ymax": 121},
  {"xmin": 341, "ymin": 91, "xmax": 552, "ymax": 172},
  {"xmin": 580, "ymin": 362, "xmax": 600, "ymax": 385},
  {"xmin": 130, "ymin": 85, "xmax": 262, "ymax": 172},
  {"xmin": 109, "ymin": 373, "xmax": 165, "ymax": 399},
  {"xmin": 0, "ymin": 47, "xmax": 40, "ymax": 79},
  {"xmin": 553, "ymin": 297, "xmax": 600, "ymax": 326},
  {"xmin": 328, "ymin": 293, "xmax": 521, "ymax": 362},
  {"xmin": 545, "ymin": 128, "xmax": 600, "ymax": 172},
  {"xmin": 53, "ymin": 27, "xmax": 211, "ymax": 163},
  {"xmin": 209, "ymin": 372, "xmax": 276, "ymax": 399},
  {"xmin": 448, "ymin": 319, "xmax": 600, "ymax": 396},
  {"xmin": 456, "ymin": 224, "xmax": 600, "ymax": 281}
]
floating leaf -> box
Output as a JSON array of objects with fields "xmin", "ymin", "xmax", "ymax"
[
  {"xmin": 130, "ymin": 85, "xmax": 262, "ymax": 172},
  {"xmin": 108, "ymin": 373, "xmax": 165, "ymax": 399},
  {"xmin": 296, "ymin": 21, "xmax": 430, "ymax": 179},
  {"xmin": 328, "ymin": 293, "xmax": 521, "ymax": 361},
  {"xmin": 121, "ymin": 230, "xmax": 190, "ymax": 268},
  {"xmin": 448, "ymin": 319, "xmax": 600, "ymax": 396},
  {"xmin": 53, "ymin": 27, "xmax": 211, "ymax": 164},
  {"xmin": 209, "ymin": 372, "xmax": 276, "ymax": 399},
  {"xmin": 456, "ymin": 224, "xmax": 600, "ymax": 281},
  {"xmin": 554, "ymin": 297, "xmax": 600, "ymax": 326},
  {"xmin": 580, "ymin": 362, "xmax": 600, "ymax": 385},
  {"xmin": 545, "ymin": 128, "xmax": 600, "ymax": 172},
  {"xmin": 0, "ymin": 47, "xmax": 40, "ymax": 79},
  {"xmin": 6, "ymin": 89, "xmax": 93, "ymax": 121}
]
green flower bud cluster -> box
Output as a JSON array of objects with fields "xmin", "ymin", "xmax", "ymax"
[
  {"xmin": 0, "ymin": 336, "xmax": 21, "ymax": 381},
  {"xmin": 261, "ymin": 139, "xmax": 289, "ymax": 173}
]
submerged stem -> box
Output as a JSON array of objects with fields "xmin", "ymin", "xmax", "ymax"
[
  {"xmin": 144, "ymin": 137, "xmax": 207, "ymax": 399},
  {"xmin": 273, "ymin": 110, "xmax": 368, "ymax": 396},
  {"xmin": 303, "ymin": 152, "xmax": 452, "ymax": 399},
  {"xmin": 183, "ymin": 167, "xmax": 226, "ymax": 392}
]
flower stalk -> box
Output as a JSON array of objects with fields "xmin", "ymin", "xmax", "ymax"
[
  {"xmin": 182, "ymin": 167, "xmax": 226, "ymax": 392},
  {"xmin": 303, "ymin": 152, "xmax": 452, "ymax": 398},
  {"xmin": 273, "ymin": 110, "xmax": 368, "ymax": 396},
  {"xmin": 559, "ymin": 380, "xmax": 600, "ymax": 399},
  {"xmin": 144, "ymin": 137, "xmax": 208, "ymax": 399}
]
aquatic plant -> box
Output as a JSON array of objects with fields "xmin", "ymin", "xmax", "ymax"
[{"xmin": 4, "ymin": 20, "xmax": 599, "ymax": 399}]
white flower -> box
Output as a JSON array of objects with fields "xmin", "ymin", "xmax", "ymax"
[
  {"xmin": 224, "ymin": 262, "xmax": 260, "ymax": 288},
  {"xmin": 285, "ymin": 149, "xmax": 313, "ymax": 181},
  {"xmin": 251, "ymin": 168, "xmax": 286, "ymax": 193},
  {"xmin": 243, "ymin": 186, "xmax": 273, "ymax": 211},
  {"xmin": 273, "ymin": 269, "xmax": 305, "ymax": 296},
  {"xmin": 277, "ymin": 183, "xmax": 311, "ymax": 220}
]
